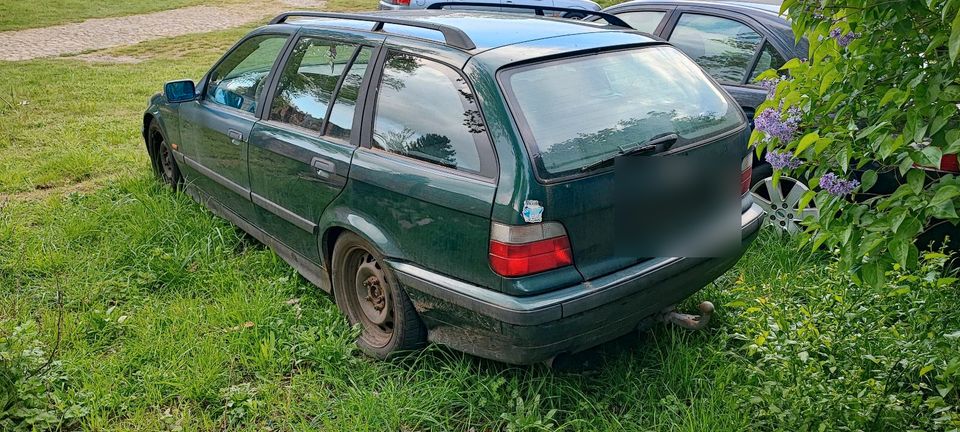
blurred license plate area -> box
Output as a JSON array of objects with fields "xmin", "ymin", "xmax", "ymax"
[{"xmin": 615, "ymin": 149, "xmax": 740, "ymax": 258}]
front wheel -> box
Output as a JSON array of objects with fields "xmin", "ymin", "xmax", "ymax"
[
  {"xmin": 148, "ymin": 120, "xmax": 182, "ymax": 189},
  {"xmin": 332, "ymin": 233, "xmax": 426, "ymax": 358}
]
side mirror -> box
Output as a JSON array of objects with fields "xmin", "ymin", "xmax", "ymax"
[{"xmin": 164, "ymin": 80, "xmax": 197, "ymax": 103}]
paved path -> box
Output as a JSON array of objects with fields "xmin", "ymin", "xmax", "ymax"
[{"xmin": 0, "ymin": 1, "xmax": 324, "ymax": 61}]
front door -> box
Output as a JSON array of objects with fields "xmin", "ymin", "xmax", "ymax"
[
  {"xmin": 247, "ymin": 33, "xmax": 382, "ymax": 264},
  {"xmin": 179, "ymin": 33, "xmax": 289, "ymax": 218}
]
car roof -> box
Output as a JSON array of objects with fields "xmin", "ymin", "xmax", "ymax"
[
  {"xmin": 609, "ymin": 0, "xmax": 783, "ymax": 16},
  {"xmin": 280, "ymin": 10, "xmax": 658, "ymax": 53}
]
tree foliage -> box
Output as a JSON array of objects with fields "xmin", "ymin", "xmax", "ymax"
[{"xmin": 754, "ymin": 0, "xmax": 960, "ymax": 285}]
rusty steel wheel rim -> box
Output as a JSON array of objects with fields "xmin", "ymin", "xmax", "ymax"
[
  {"xmin": 158, "ymin": 136, "xmax": 175, "ymax": 183},
  {"xmin": 349, "ymin": 249, "xmax": 394, "ymax": 347}
]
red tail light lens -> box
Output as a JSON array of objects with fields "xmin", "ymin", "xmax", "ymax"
[
  {"xmin": 488, "ymin": 222, "xmax": 573, "ymax": 277},
  {"xmin": 396, "ymin": 0, "xmax": 410, "ymax": 5},
  {"xmin": 740, "ymin": 154, "xmax": 753, "ymax": 195},
  {"xmin": 941, "ymin": 154, "xmax": 959, "ymax": 172}
]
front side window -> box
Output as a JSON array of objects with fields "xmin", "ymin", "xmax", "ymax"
[
  {"xmin": 500, "ymin": 46, "xmax": 743, "ymax": 180},
  {"xmin": 269, "ymin": 38, "xmax": 360, "ymax": 133},
  {"xmin": 615, "ymin": 11, "xmax": 666, "ymax": 33},
  {"xmin": 668, "ymin": 14, "xmax": 762, "ymax": 84},
  {"xmin": 371, "ymin": 51, "xmax": 486, "ymax": 174},
  {"xmin": 206, "ymin": 35, "xmax": 287, "ymax": 113}
]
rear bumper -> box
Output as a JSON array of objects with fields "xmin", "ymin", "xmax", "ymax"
[{"xmin": 392, "ymin": 203, "xmax": 765, "ymax": 364}]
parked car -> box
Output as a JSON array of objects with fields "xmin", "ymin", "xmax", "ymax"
[
  {"xmin": 380, "ymin": 0, "xmax": 602, "ymax": 19},
  {"xmin": 143, "ymin": 10, "xmax": 764, "ymax": 364}
]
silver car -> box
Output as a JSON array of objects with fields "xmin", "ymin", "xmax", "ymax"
[{"xmin": 379, "ymin": 0, "xmax": 602, "ymax": 19}]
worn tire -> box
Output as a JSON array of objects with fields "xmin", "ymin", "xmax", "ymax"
[
  {"xmin": 331, "ymin": 232, "xmax": 426, "ymax": 358},
  {"xmin": 148, "ymin": 120, "xmax": 182, "ymax": 189}
]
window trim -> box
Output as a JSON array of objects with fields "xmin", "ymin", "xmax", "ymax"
[
  {"xmin": 663, "ymin": 10, "xmax": 766, "ymax": 86},
  {"xmin": 199, "ymin": 31, "xmax": 294, "ymax": 119},
  {"xmin": 363, "ymin": 48, "xmax": 498, "ymax": 181},
  {"xmin": 263, "ymin": 35, "xmax": 365, "ymax": 137}
]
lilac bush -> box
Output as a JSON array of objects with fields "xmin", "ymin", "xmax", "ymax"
[
  {"xmin": 754, "ymin": 107, "xmax": 801, "ymax": 143},
  {"xmin": 765, "ymin": 150, "xmax": 802, "ymax": 170},
  {"xmin": 818, "ymin": 172, "xmax": 859, "ymax": 196}
]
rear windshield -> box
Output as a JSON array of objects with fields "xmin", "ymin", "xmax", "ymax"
[{"xmin": 500, "ymin": 45, "xmax": 744, "ymax": 180}]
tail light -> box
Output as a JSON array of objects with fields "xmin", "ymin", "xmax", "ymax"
[
  {"xmin": 396, "ymin": 0, "xmax": 411, "ymax": 5},
  {"xmin": 489, "ymin": 221, "xmax": 573, "ymax": 277},
  {"xmin": 740, "ymin": 154, "xmax": 753, "ymax": 195},
  {"xmin": 940, "ymin": 154, "xmax": 959, "ymax": 172}
]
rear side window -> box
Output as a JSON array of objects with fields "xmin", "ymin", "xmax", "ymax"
[
  {"xmin": 269, "ymin": 38, "xmax": 360, "ymax": 133},
  {"xmin": 749, "ymin": 41, "xmax": 786, "ymax": 82},
  {"xmin": 206, "ymin": 35, "xmax": 287, "ymax": 113},
  {"xmin": 614, "ymin": 11, "xmax": 666, "ymax": 33},
  {"xmin": 371, "ymin": 51, "xmax": 486, "ymax": 174},
  {"xmin": 327, "ymin": 47, "xmax": 372, "ymax": 140},
  {"xmin": 500, "ymin": 46, "xmax": 743, "ymax": 180},
  {"xmin": 668, "ymin": 14, "xmax": 762, "ymax": 84}
]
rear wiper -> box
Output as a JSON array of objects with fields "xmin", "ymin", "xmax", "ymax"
[{"xmin": 579, "ymin": 133, "xmax": 679, "ymax": 173}]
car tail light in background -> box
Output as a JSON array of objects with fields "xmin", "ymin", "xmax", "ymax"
[
  {"xmin": 941, "ymin": 154, "xmax": 959, "ymax": 172},
  {"xmin": 396, "ymin": 0, "xmax": 411, "ymax": 5},
  {"xmin": 489, "ymin": 222, "xmax": 573, "ymax": 277},
  {"xmin": 740, "ymin": 154, "xmax": 753, "ymax": 195}
]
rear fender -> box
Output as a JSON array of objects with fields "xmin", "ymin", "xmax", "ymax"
[{"xmin": 317, "ymin": 205, "xmax": 404, "ymax": 270}]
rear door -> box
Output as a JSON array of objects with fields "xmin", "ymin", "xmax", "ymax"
[
  {"xmin": 179, "ymin": 33, "xmax": 290, "ymax": 218},
  {"xmin": 661, "ymin": 9, "xmax": 769, "ymax": 116},
  {"xmin": 247, "ymin": 31, "xmax": 384, "ymax": 263}
]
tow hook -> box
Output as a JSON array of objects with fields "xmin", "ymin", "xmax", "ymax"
[{"xmin": 659, "ymin": 301, "xmax": 715, "ymax": 331}]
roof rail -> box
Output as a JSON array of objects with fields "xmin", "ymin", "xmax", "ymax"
[
  {"xmin": 425, "ymin": 2, "xmax": 631, "ymax": 28},
  {"xmin": 268, "ymin": 11, "xmax": 477, "ymax": 50}
]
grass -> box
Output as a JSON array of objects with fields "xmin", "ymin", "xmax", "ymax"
[
  {"xmin": 2, "ymin": 9, "xmax": 960, "ymax": 432},
  {"xmin": 0, "ymin": 0, "xmax": 252, "ymax": 32}
]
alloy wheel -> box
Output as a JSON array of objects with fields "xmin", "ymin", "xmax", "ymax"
[{"xmin": 750, "ymin": 176, "xmax": 818, "ymax": 234}]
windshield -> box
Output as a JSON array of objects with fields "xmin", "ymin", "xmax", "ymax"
[{"xmin": 500, "ymin": 45, "xmax": 744, "ymax": 180}]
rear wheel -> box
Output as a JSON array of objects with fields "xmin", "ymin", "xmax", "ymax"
[
  {"xmin": 149, "ymin": 120, "xmax": 182, "ymax": 189},
  {"xmin": 332, "ymin": 233, "xmax": 426, "ymax": 358}
]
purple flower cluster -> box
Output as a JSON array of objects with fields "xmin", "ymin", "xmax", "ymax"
[
  {"xmin": 758, "ymin": 78, "xmax": 781, "ymax": 100},
  {"xmin": 765, "ymin": 150, "xmax": 802, "ymax": 170},
  {"xmin": 829, "ymin": 28, "xmax": 859, "ymax": 47},
  {"xmin": 754, "ymin": 107, "xmax": 801, "ymax": 143},
  {"xmin": 819, "ymin": 172, "xmax": 859, "ymax": 196}
]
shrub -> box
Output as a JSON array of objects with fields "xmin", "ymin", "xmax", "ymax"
[{"xmin": 752, "ymin": 0, "xmax": 960, "ymax": 284}]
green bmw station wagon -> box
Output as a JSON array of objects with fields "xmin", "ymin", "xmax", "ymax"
[{"xmin": 143, "ymin": 10, "xmax": 764, "ymax": 364}]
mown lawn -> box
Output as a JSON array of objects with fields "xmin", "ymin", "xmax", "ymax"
[{"xmin": 1, "ymin": 10, "xmax": 959, "ymax": 432}]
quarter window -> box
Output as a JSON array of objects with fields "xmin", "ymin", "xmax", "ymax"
[
  {"xmin": 372, "ymin": 51, "xmax": 486, "ymax": 174},
  {"xmin": 749, "ymin": 41, "xmax": 786, "ymax": 82},
  {"xmin": 615, "ymin": 11, "xmax": 666, "ymax": 33},
  {"xmin": 668, "ymin": 14, "xmax": 762, "ymax": 84},
  {"xmin": 269, "ymin": 38, "xmax": 361, "ymax": 133},
  {"xmin": 206, "ymin": 35, "xmax": 287, "ymax": 113}
]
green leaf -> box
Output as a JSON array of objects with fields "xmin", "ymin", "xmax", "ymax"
[
  {"xmin": 920, "ymin": 146, "xmax": 944, "ymax": 167},
  {"xmin": 815, "ymin": 137, "xmax": 834, "ymax": 155},
  {"xmin": 795, "ymin": 132, "xmax": 819, "ymax": 155},
  {"xmin": 879, "ymin": 88, "xmax": 900, "ymax": 107},
  {"xmin": 780, "ymin": 57, "xmax": 803, "ymax": 70},
  {"xmin": 930, "ymin": 184, "xmax": 960, "ymax": 207},
  {"xmin": 861, "ymin": 170, "xmax": 878, "ymax": 192},
  {"xmin": 920, "ymin": 364, "xmax": 935, "ymax": 377},
  {"xmin": 798, "ymin": 190, "xmax": 816, "ymax": 212},
  {"xmin": 907, "ymin": 169, "xmax": 925, "ymax": 194},
  {"xmin": 890, "ymin": 239, "xmax": 909, "ymax": 267},
  {"xmin": 819, "ymin": 68, "xmax": 838, "ymax": 96},
  {"xmin": 950, "ymin": 8, "xmax": 960, "ymax": 62},
  {"xmin": 861, "ymin": 260, "xmax": 885, "ymax": 288}
]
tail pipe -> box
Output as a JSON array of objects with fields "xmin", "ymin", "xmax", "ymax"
[{"xmin": 659, "ymin": 301, "xmax": 714, "ymax": 331}]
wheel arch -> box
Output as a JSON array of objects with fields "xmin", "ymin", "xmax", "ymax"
[{"xmin": 319, "ymin": 206, "xmax": 405, "ymax": 272}]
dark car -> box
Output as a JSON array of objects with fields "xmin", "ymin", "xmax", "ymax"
[{"xmin": 143, "ymin": 10, "xmax": 764, "ymax": 364}]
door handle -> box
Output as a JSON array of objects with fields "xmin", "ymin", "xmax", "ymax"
[
  {"xmin": 227, "ymin": 129, "xmax": 244, "ymax": 145},
  {"xmin": 310, "ymin": 157, "xmax": 336, "ymax": 179}
]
